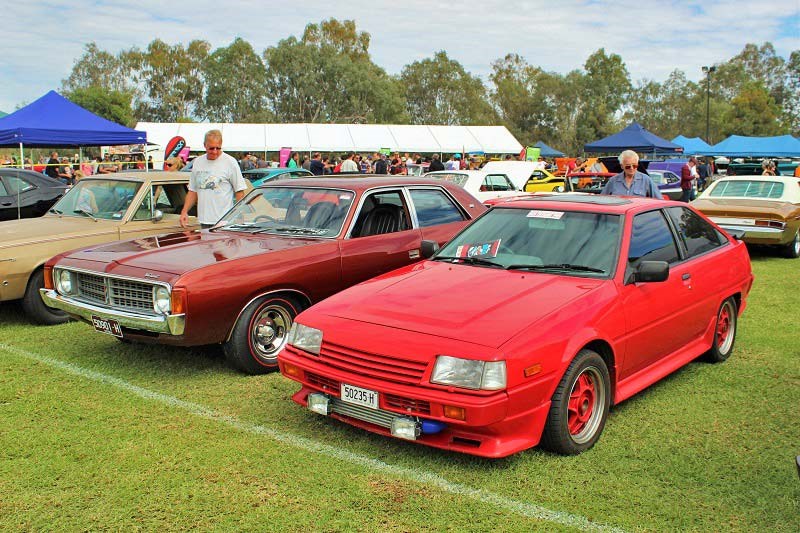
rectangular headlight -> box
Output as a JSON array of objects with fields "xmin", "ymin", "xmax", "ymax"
[
  {"xmin": 287, "ymin": 322, "xmax": 323, "ymax": 355},
  {"xmin": 431, "ymin": 355, "xmax": 506, "ymax": 390}
]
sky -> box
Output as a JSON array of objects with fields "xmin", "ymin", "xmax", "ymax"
[{"xmin": 3, "ymin": 0, "xmax": 799, "ymax": 114}]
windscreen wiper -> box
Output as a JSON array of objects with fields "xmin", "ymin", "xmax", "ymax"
[
  {"xmin": 433, "ymin": 255, "xmax": 504, "ymax": 268},
  {"xmin": 255, "ymin": 226, "xmax": 326, "ymax": 235},
  {"xmin": 49, "ymin": 208, "xmax": 62, "ymax": 215},
  {"xmin": 73, "ymin": 209, "xmax": 97, "ymax": 221},
  {"xmin": 506, "ymin": 263, "xmax": 605, "ymax": 273}
]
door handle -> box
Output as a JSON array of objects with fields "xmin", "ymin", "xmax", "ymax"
[
  {"xmin": 682, "ymin": 273, "xmax": 691, "ymax": 280},
  {"xmin": 409, "ymin": 249, "xmax": 420, "ymax": 259},
  {"xmin": 1, "ymin": 202, "xmax": 12, "ymax": 206}
]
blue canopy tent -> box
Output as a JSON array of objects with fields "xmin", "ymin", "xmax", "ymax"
[
  {"xmin": 0, "ymin": 91, "xmax": 146, "ymax": 166},
  {"xmin": 709, "ymin": 135, "xmax": 800, "ymax": 157},
  {"xmin": 533, "ymin": 141, "xmax": 565, "ymax": 157},
  {"xmin": 671, "ymin": 135, "xmax": 713, "ymax": 155},
  {"xmin": 584, "ymin": 122, "xmax": 683, "ymax": 155}
]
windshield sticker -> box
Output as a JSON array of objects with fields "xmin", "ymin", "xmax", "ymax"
[
  {"xmin": 112, "ymin": 213, "xmax": 123, "ymax": 219},
  {"xmin": 456, "ymin": 239, "xmax": 501, "ymax": 258},
  {"xmin": 527, "ymin": 210, "xmax": 564, "ymax": 219}
]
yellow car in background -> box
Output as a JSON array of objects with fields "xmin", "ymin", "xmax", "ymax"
[{"xmin": 523, "ymin": 169, "xmax": 567, "ymax": 192}]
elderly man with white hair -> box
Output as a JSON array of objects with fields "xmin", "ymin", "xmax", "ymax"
[{"xmin": 600, "ymin": 149, "xmax": 661, "ymax": 198}]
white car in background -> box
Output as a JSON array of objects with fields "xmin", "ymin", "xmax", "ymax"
[{"xmin": 424, "ymin": 170, "xmax": 525, "ymax": 203}]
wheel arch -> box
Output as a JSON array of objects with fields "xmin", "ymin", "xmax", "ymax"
[
  {"xmin": 579, "ymin": 339, "xmax": 617, "ymax": 404},
  {"xmin": 225, "ymin": 288, "xmax": 311, "ymax": 342}
]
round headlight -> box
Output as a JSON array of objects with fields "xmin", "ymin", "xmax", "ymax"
[
  {"xmin": 154, "ymin": 286, "xmax": 171, "ymax": 314},
  {"xmin": 58, "ymin": 270, "xmax": 73, "ymax": 295}
]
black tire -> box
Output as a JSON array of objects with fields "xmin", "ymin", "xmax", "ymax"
[
  {"xmin": 21, "ymin": 269, "xmax": 69, "ymax": 325},
  {"xmin": 540, "ymin": 349, "xmax": 611, "ymax": 455},
  {"xmin": 223, "ymin": 295, "xmax": 300, "ymax": 375},
  {"xmin": 703, "ymin": 298, "xmax": 737, "ymax": 363},
  {"xmin": 782, "ymin": 231, "xmax": 799, "ymax": 259}
]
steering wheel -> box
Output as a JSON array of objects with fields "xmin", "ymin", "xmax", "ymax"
[{"xmin": 254, "ymin": 215, "xmax": 276, "ymax": 223}]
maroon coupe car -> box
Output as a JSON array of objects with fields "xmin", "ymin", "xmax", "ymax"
[{"xmin": 41, "ymin": 177, "xmax": 485, "ymax": 374}]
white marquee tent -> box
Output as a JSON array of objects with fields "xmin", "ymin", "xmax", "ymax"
[{"xmin": 135, "ymin": 122, "xmax": 523, "ymax": 154}]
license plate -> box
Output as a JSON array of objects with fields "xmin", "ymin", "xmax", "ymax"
[
  {"xmin": 340, "ymin": 383, "xmax": 379, "ymax": 410},
  {"xmin": 92, "ymin": 315, "xmax": 123, "ymax": 338}
]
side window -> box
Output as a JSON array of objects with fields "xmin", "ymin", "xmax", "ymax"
[
  {"xmin": 409, "ymin": 188, "xmax": 466, "ymax": 227},
  {"xmin": 154, "ymin": 183, "xmax": 187, "ymax": 214},
  {"xmin": 6, "ymin": 176, "xmax": 34, "ymax": 195},
  {"xmin": 132, "ymin": 187, "xmax": 153, "ymax": 221},
  {"xmin": 666, "ymin": 206, "xmax": 725, "ymax": 257},
  {"xmin": 628, "ymin": 210, "xmax": 680, "ymax": 267},
  {"xmin": 0, "ymin": 179, "xmax": 8, "ymax": 196},
  {"xmin": 350, "ymin": 190, "xmax": 410, "ymax": 237},
  {"xmin": 484, "ymin": 174, "xmax": 514, "ymax": 192}
]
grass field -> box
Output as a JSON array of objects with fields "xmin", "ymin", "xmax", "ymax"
[{"xmin": 1, "ymin": 248, "xmax": 798, "ymax": 532}]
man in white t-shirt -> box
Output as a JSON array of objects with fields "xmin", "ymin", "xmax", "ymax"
[
  {"xmin": 340, "ymin": 152, "xmax": 359, "ymax": 173},
  {"xmin": 180, "ymin": 129, "xmax": 247, "ymax": 229}
]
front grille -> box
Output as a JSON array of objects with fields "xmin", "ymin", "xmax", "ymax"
[
  {"xmin": 74, "ymin": 272, "xmax": 156, "ymax": 315},
  {"xmin": 329, "ymin": 397, "xmax": 396, "ymax": 429},
  {"xmin": 318, "ymin": 341, "xmax": 428, "ymax": 385},
  {"xmin": 384, "ymin": 394, "xmax": 431, "ymax": 415},
  {"xmin": 307, "ymin": 372, "xmax": 340, "ymax": 391}
]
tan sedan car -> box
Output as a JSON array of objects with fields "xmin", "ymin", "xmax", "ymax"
[{"xmin": 0, "ymin": 171, "xmax": 199, "ymax": 324}]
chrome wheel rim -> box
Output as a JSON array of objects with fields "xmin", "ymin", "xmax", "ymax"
[
  {"xmin": 567, "ymin": 366, "xmax": 606, "ymax": 444},
  {"xmin": 250, "ymin": 304, "xmax": 293, "ymax": 361}
]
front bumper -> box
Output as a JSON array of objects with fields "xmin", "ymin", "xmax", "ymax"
[
  {"xmin": 40, "ymin": 288, "xmax": 185, "ymax": 335},
  {"xmin": 278, "ymin": 345, "xmax": 552, "ymax": 458}
]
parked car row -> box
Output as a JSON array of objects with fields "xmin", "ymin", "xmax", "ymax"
[{"xmin": 1, "ymin": 169, "xmax": 758, "ymax": 458}]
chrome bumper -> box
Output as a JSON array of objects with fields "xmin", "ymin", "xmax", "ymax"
[{"xmin": 40, "ymin": 288, "xmax": 185, "ymax": 335}]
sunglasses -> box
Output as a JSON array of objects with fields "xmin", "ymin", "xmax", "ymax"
[
  {"xmin": 623, "ymin": 164, "xmax": 638, "ymax": 170},
  {"xmin": 206, "ymin": 146, "xmax": 222, "ymax": 151}
]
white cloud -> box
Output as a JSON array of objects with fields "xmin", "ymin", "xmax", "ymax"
[{"xmin": 2, "ymin": 0, "xmax": 798, "ymax": 112}]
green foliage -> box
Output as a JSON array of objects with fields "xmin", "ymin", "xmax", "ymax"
[
  {"xmin": 401, "ymin": 51, "xmax": 497, "ymax": 125},
  {"xmin": 203, "ymin": 38, "xmax": 270, "ymax": 122},
  {"xmin": 724, "ymin": 81, "xmax": 786, "ymax": 136},
  {"xmin": 65, "ymin": 87, "xmax": 136, "ymax": 127}
]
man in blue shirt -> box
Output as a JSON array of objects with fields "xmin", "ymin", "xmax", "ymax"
[{"xmin": 600, "ymin": 150, "xmax": 661, "ymax": 198}]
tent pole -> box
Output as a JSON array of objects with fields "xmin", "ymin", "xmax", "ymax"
[
  {"xmin": 17, "ymin": 142, "xmax": 24, "ymax": 219},
  {"xmin": 18, "ymin": 142, "xmax": 24, "ymax": 169}
]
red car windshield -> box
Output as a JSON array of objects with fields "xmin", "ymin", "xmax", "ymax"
[{"xmin": 435, "ymin": 207, "xmax": 622, "ymax": 277}]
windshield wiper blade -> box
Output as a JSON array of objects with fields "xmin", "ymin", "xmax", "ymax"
[
  {"xmin": 256, "ymin": 226, "xmax": 325, "ymax": 235},
  {"xmin": 434, "ymin": 255, "xmax": 504, "ymax": 268},
  {"xmin": 49, "ymin": 208, "xmax": 62, "ymax": 215},
  {"xmin": 73, "ymin": 209, "xmax": 97, "ymax": 221},
  {"xmin": 507, "ymin": 263, "xmax": 605, "ymax": 273}
]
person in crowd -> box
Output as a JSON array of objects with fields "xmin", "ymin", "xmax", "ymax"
[
  {"xmin": 340, "ymin": 152, "xmax": 359, "ymax": 173},
  {"xmin": 358, "ymin": 154, "xmax": 370, "ymax": 173},
  {"xmin": 147, "ymin": 156, "xmax": 154, "ymax": 170},
  {"xmin": 45, "ymin": 151, "xmax": 60, "ymax": 180},
  {"xmin": 97, "ymin": 154, "xmax": 117, "ymax": 174},
  {"xmin": 73, "ymin": 171, "xmax": 98, "ymax": 213},
  {"xmin": 794, "ymin": 162, "xmax": 800, "ymax": 177},
  {"xmin": 374, "ymin": 153, "xmax": 389, "ymax": 174},
  {"xmin": 680, "ymin": 156, "xmax": 697, "ymax": 202},
  {"xmin": 180, "ymin": 129, "xmax": 247, "ymax": 230},
  {"xmin": 429, "ymin": 153, "xmax": 445, "ymax": 172},
  {"xmin": 239, "ymin": 153, "xmax": 254, "ymax": 172},
  {"xmin": 287, "ymin": 151, "xmax": 300, "ymax": 168},
  {"xmin": 301, "ymin": 154, "xmax": 311, "ymax": 170},
  {"xmin": 761, "ymin": 159, "xmax": 776, "ymax": 176},
  {"xmin": 390, "ymin": 152, "xmax": 404, "ymax": 175},
  {"xmin": 696, "ymin": 157, "xmax": 710, "ymax": 191},
  {"xmin": 601, "ymin": 149, "xmax": 661, "ymax": 198},
  {"xmin": 165, "ymin": 156, "xmax": 185, "ymax": 171},
  {"xmin": 444, "ymin": 154, "xmax": 459, "ymax": 171},
  {"xmin": 58, "ymin": 157, "xmax": 74, "ymax": 185},
  {"xmin": 309, "ymin": 152, "xmax": 324, "ymax": 175}
]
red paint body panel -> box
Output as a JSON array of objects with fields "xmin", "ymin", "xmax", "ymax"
[{"xmin": 279, "ymin": 197, "xmax": 754, "ymax": 457}]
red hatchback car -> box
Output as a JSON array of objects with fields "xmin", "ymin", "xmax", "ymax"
[
  {"xmin": 41, "ymin": 177, "xmax": 485, "ymax": 374},
  {"xmin": 279, "ymin": 195, "xmax": 754, "ymax": 457}
]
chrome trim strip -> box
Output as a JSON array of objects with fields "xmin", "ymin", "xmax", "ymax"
[
  {"xmin": 715, "ymin": 224, "xmax": 784, "ymax": 234},
  {"xmin": 54, "ymin": 265, "xmax": 172, "ymax": 291},
  {"xmin": 40, "ymin": 288, "xmax": 185, "ymax": 335}
]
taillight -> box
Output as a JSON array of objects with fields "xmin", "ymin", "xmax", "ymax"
[
  {"xmin": 171, "ymin": 288, "xmax": 187, "ymax": 314},
  {"xmin": 43, "ymin": 266, "xmax": 54, "ymax": 290},
  {"xmin": 755, "ymin": 219, "xmax": 785, "ymax": 229}
]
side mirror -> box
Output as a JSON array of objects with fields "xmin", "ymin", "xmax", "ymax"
[
  {"xmin": 630, "ymin": 261, "xmax": 669, "ymax": 283},
  {"xmin": 421, "ymin": 240, "xmax": 440, "ymax": 258},
  {"xmin": 554, "ymin": 185, "xmax": 565, "ymax": 193},
  {"xmin": 152, "ymin": 209, "xmax": 164, "ymax": 222}
]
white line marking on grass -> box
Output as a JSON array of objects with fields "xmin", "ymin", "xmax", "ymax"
[{"xmin": 2, "ymin": 343, "xmax": 624, "ymax": 532}]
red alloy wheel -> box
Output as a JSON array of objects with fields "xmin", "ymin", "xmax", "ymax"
[
  {"xmin": 568, "ymin": 372, "xmax": 596, "ymax": 435},
  {"xmin": 716, "ymin": 305, "xmax": 731, "ymax": 349}
]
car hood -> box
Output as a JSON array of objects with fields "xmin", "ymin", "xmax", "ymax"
[
  {"xmin": 0, "ymin": 214, "xmax": 120, "ymax": 249},
  {"xmin": 321, "ymin": 261, "xmax": 603, "ymax": 349},
  {"xmin": 64, "ymin": 230, "xmax": 330, "ymax": 276}
]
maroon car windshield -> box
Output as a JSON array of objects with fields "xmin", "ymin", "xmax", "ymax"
[{"xmin": 218, "ymin": 186, "xmax": 355, "ymax": 238}]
